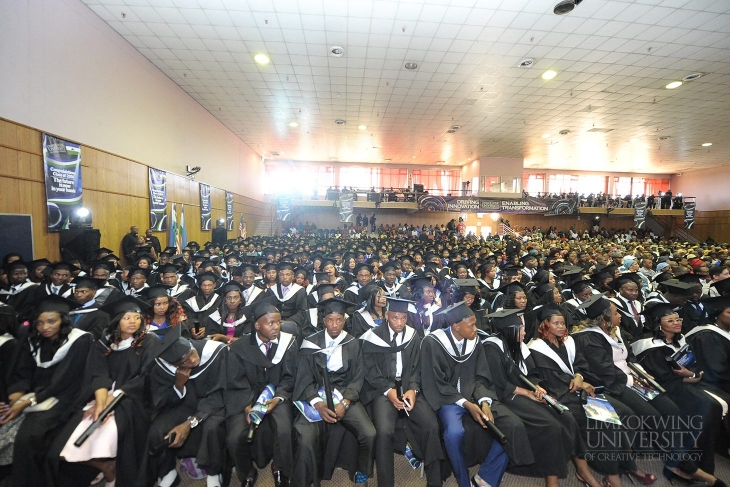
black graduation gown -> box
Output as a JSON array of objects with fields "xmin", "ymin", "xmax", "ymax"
[
  {"xmin": 0, "ymin": 334, "xmax": 18, "ymax": 403},
  {"xmin": 630, "ymin": 334, "xmax": 724, "ymax": 473},
  {"xmin": 347, "ymin": 308, "xmax": 383, "ymax": 338},
  {"xmin": 1, "ymin": 282, "xmax": 40, "ymax": 322},
  {"xmin": 37, "ymin": 283, "xmax": 74, "ymax": 299},
  {"xmin": 686, "ymin": 324, "xmax": 730, "ymax": 395},
  {"xmin": 292, "ymin": 330, "xmax": 375, "ymax": 486},
  {"xmin": 482, "ymin": 336, "xmax": 577, "ymax": 478},
  {"xmin": 225, "ymin": 332, "xmax": 298, "ymax": 477},
  {"xmin": 168, "ymin": 282, "xmax": 195, "ymax": 304},
  {"xmin": 183, "ymin": 293, "xmax": 221, "ymax": 322},
  {"xmin": 67, "ymin": 307, "xmax": 109, "ymax": 339},
  {"xmin": 360, "ymin": 324, "xmax": 448, "ymax": 486},
  {"xmin": 680, "ymin": 301, "xmax": 708, "ymax": 334},
  {"xmin": 273, "ymin": 284, "xmax": 308, "ymax": 328},
  {"xmin": 527, "ymin": 337, "xmax": 635, "ymax": 475},
  {"xmin": 203, "ymin": 309, "xmax": 251, "ymax": 338},
  {"xmin": 3, "ymin": 329, "xmax": 93, "ymax": 487},
  {"xmin": 144, "ymin": 339, "xmax": 227, "ymax": 482},
  {"xmin": 420, "ymin": 329, "xmax": 533, "ymax": 469},
  {"xmin": 94, "ymin": 285, "xmax": 124, "ymax": 307},
  {"xmin": 410, "ymin": 303, "xmax": 441, "ymax": 337},
  {"xmin": 48, "ymin": 333, "xmax": 158, "ymax": 487}
]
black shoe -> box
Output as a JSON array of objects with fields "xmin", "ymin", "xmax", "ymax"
[
  {"xmin": 272, "ymin": 469, "xmax": 289, "ymax": 487},
  {"xmin": 244, "ymin": 469, "xmax": 258, "ymax": 487},
  {"xmin": 662, "ymin": 467, "xmax": 707, "ymax": 487}
]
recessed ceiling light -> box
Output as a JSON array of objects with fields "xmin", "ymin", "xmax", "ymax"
[
  {"xmin": 384, "ymin": 158, "xmax": 391, "ymax": 162},
  {"xmin": 254, "ymin": 53, "xmax": 270, "ymax": 64},
  {"xmin": 541, "ymin": 70, "xmax": 557, "ymax": 80},
  {"xmin": 289, "ymin": 122, "xmax": 298, "ymax": 127},
  {"xmin": 404, "ymin": 62, "xmax": 418, "ymax": 70},
  {"xmin": 702, "ymin": 142, "xmax": 712, "ymax": 147},
  {"xmin": 542, "ymin": 133, "xmax": 551, "ymax": 138},
  {"xmin": 665, "ymin": 81, "xmax": 682, "ymax": 89},
  {"xmin": 357, "ymin": 125, "xmax": 367, "ymax": 130},
  {"xmin": 412, "ymin": 155, "xmax": 416, "ymax": 159},
  {"xmin": 518, "ymin": 58, "xmax": 535, "ymax": 68},
  {"xmin": 334, "ymin": 119, "xmax": 346, "ymax": 125},
  {"xmin": 683, "ymin": 73, "xmax": 703, "ymax": 82},
  {"xmin": 330, "ymin": 46, "xmax": 344, "ymax": 57}
]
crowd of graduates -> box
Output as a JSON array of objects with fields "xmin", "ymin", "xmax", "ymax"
[{"xmin": 1, "ymin": 227, "xmax": 730, "ymax": 487}]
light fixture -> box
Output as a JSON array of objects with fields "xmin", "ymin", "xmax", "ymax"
[
  {"xmin": 683, "ymin": 73, "xmax": 703, "ymax": 82},
  {"xmin": 541, "ymin": 70, "xmax": 557, "ymax": 80},
  {"xmin": 404, "ymin": 62, "xmax": 418, "ymax": 70},
  {"xmin": 330, "ymin": 46, "xmax": 344, "ymax": 57},
  {"xmin": 542, "ymin": 133, "xmax": 551, "ymax": 138},
  {"xmin": 665, "ymin": 81, "xmax": 682, "ymax": 89},
  {"xmin": 554, "ymin": 0, "xmax": 583, "ymax": 15},
  {"xmin": 384, "ymin": 158, "xmax": 391, "ymax": 162},
  {"xmin": 412, "ymin": 155, "xmax": 416, "ymax": 159},
  {"xmin": 334, "ymin": 119, "xmax": 346, "ymax": 125},
  {"xmin": 289, "ymin": 122, "xmax": 298, "ymax": 127},
  {"xmin": 76, "ymin": 208, "xmax": 90, "ymax": 218},
  {"xmin": 254, "ymin": 53, "xmax": 270, "ymax": 64},
  {"xmin": 518, "ymin": 58, "xmax": 535, "ymax": 68},
  {"xmin": 358, "ymin": 125, "xmax": 367, "ymax": 130},
  {"xmin": 702, "ymin": 142, "xmax": 712, "ymax": 147}
]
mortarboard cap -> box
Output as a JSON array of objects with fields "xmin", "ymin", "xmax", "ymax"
[
  {"xmin": 577, "ymin": 294, "xmax": 612, "ymax": 319},
  {"xmin": 661, "ymin": 279, "xmax": 695, "ymax": 294},
  {"xmin": 488, "ymin": 307, "xmax": 523, "ymax": 331},
  {"xmin": 128, "ymin": 266, "xmax": 149, "ymax": 278},
  {"xmin": 385, "ymin": 297, "xmax": 416, "ymax": 313},
  {"xmin": 99, "ymin": 295, "xmax": 151, "ymax": 316},
  {"xmin": 70, "ymin": 276, "xmax": 107, "ymax": 290},
  {"xmin": 217, "ymin": 281, "xmax": 246, "ymax": 296},
  {"xmin": 93, "ymin": 248, "xmax": 114, "ymax": 256},
  {"xmin": 155, "ymin": 325, "xmax": 193, "ymax": 363},
  {"xmin": 710, "ymin": 278, "xmax": 730, "ymax": 296},
  {"xmin": 32, "ymin": 294, "xmax": 81, "ymax": 315},
  {"xmin": 317, "ymin": 297, "xmax": 358, "ymax": 316},
  {"xmin": 453, "ymin": 278, "xmax": 479, "ymax": 295},
  {"xmin": 436, "ymin": 300, "xmax": 476, "ymax": 327},
  {"xmin": 140, "ymin": 284, "xmax": 172, "ymax": 300},
  {"xmin": 537, "ymin": 303, "xmax": 566, "ymax": 322},
  {"xmin": 195, "ymin": 272, "xmax": 218, "ymax": 285}
]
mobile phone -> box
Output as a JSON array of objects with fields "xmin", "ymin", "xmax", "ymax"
[{"xmin": 150, "ymin": 433, "xmax": 176, "ymax": 456}]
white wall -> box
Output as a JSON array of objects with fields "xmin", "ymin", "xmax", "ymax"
[
  {"xmin": 672, "ymin": 167, "xmax": 729, "ymax": 211},
  {"xmin": 0, "ymin": 0, "xmax": 263, "ymax": 200}
]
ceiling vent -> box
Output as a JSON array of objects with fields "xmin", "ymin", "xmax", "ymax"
[{"xmin": 587, "ymin": 128, "xmax": 613, "ymax": 133}]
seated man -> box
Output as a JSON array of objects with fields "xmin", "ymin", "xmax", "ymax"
[
  {"xmin": 145, "ymin": 327, "xmax": 227, "ymax": 487},
  {"xmin": 360, "ymin": 297, "xmax": 446, "ymax": 487},
  {"xmin": 67, "ymin": 275, "xmax": 110, "ymax": 339},
  {"xmin": 292, "ymin": 298, "xmax": 376, "ymax": 487},
  {"xmin": 421, "ymin": 301, "xmax": 533, "ymax": 487},
  {"xmin": 226, "ymin": 299, "xmax": 298, "ymax": 487}
]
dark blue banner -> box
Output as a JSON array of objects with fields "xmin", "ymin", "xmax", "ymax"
[{"xmin": 42, "ymin": 134, "xmax": 83, "ymax": 231}]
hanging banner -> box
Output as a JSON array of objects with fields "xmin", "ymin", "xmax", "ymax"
[
  {"xmin": 42, "ymin": 134, "xmax": 83, "ymax": 231},
  {"xmin": 634, "ymin": 201, "xmax": 647, "ymax": 228},
  {"xmin": 339, "ymin": 191, "xmax": 354, "ymax": 222},
  {"xmin": 276, "ymin": 196, "xmax": 291, "ymax": 221},
  {"xmin": 169, "ymin": 202, "xmax": 180, "ymax": 252},
  {"xmin": 225, "ymin": 192, "xmax": 234, "ymax": 230},
  {"xmin": 239, "ymin": 214, "xmax": 247, "ymax": 239},
  {"xmin": 148, "ymin": 168, "xmax": 168, "ymax": 231},
  {"xmin": 684, "ymin": 201, "xmax": 696, "ymax": 229},
  {"xmin": 199, "ymin": 183, "xmax": 211, "ymax": 230},
  {"xmin": 417, "ymin": 194, "xmax": 578, "ymax": 214},
  {"xmin": 180, "ymin": 204, "xmax": 188, "ymax": 248}
]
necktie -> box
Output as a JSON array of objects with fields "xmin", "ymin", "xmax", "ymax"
[
  {"xmin": 52, "ymin": 286, "xmax": 59, "ymax": 295},
  {"xmin": 73, "ymin": 314, "xmax": 82, "ymax": 325},
  {"xmin": 282, "ymin": 286, "xmax": 289, "ymax": 298},
  {"xmin": 629, "ymin": 301, "xmax": 641, "ymax": 325},
  {"xmin": 326, "ymin": 340, "xmax": 335, "ymax": 368},
  {"xmin": 391, "ymin": 334, "xmax": 398, "ymax": 378},
  {"xmin": 264, "ymin": 341, "xmax": 272, "ymax": 358}
]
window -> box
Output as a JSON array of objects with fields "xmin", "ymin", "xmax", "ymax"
[
  {"xmin": 547, "ymin": 174, "xmax": 579, "ymax": 194},
  {"xmin": 411, "ymin": 170, "xmax": 461, "ymax": 196},
  {"xmin": 613, "ymin": 177, "xmax": 670, "ymax": 197},
  {"xmin": 524, "ymin": 174, "xmax": 545, "ymax": 195},
  {"xmin": 613, "ymin": 177, "xmax": 632, "ymax": 197},
  {"xmin": 577, "ymin": 175, "xmax": 607, "ymax": 195},
  {"xmin": 337, "ymin": 167, "xmax": 408, "ymax": 190},
  {"xmin": 644, "ymin": 178, "xmax": 670, "ymax": 196},
  {"xmin": 264, "ymin": 165, "xmax": 334, "ymax": 196}
]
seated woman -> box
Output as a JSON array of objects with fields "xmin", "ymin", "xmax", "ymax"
[
  {"xmin": 0, "ymin": 295, "xmax": 93, "ymax": 487},
  {"xmin": 204, "ymin": 281, "xmax": 251, "ymax": 343},
  {"xmin": 49, "ymin": 296, "xmax": 159, "ymax": 487},
  {"xmin": 687, "ymin": 295, "xmax": 730, "ymax": 397},
  {"xmin": 409, "ymin": 275, "xmax": 441, "ymax": 337},
  {"xmin": 528, "ymin": 305, "xmax": 636, "ymax": 487},
  {"xmin": 483, "ymin": 306, "xmax": 603, "ymax": 487},
  {"xmin": 631, "ymin": 304, "xmax": 727, "ymax": 484},
  {"xmin": 142, "ymin": 284, "xmax": 197, "ymax": 339},
  {"xmin": 347, "ymin": 285, "xmax": 386, "ymax": 338}
]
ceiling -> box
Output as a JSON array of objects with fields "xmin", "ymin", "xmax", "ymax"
[{"xmin": 80, "ymin": 0, "xmax": 730, "ymax": 174}]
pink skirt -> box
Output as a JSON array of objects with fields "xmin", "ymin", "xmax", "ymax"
[{"xmin": 60, "ymin": 414, "xmax": 118, "ymax": 462}]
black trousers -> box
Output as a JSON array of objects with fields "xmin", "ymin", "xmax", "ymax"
[
  {"xmin": 147, "ymin": 408, "xmax": 226, "ymax": 479},
  {"xmin": 293, "ymin": 401, "xmax": 375, "ymax": 487},
  {"xmin": 369, "ymin": 395, "xmax": 444, "ymax": 487},
  {"xmin": 226, "ymin": 402, "xmax": 295, "ymax": 478}
]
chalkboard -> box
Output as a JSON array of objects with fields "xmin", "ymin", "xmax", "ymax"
[{"xmin": 0, "ymin": 214, "xmax": 34, "ymax": 261}]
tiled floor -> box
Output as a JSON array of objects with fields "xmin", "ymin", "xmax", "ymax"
[{"xmin": 178, "ymin": 453, "xmax": 730, "ymax": 486}]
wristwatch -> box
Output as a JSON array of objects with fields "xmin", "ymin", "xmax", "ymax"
[
  {"xmin": 28, "ymin": 396, "xmax": 37, "ymax": 407},
  {"xmin": 188, "ymin": 416, "xmax": 199, "ymax": 428},
  {"xmin": 342, "ymin": 401, "xmax": 350, "ymax": 410}
]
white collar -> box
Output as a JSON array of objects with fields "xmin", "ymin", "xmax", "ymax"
[
  {"xmin": 156, "ymin": 340, "xmax": 225, "ymax": 378},
  {"xmin": 186, "ymin": 293, "xmax": 220, "ymax": 312},
  {"xmin": 630, "ymin": 335, "xmax": 686, "ymax": 357},
  {"xmin": 209, "ymin": 310, "xmax": 247, "ymax": 327},
  {"xmin": 572, "ymin": 326, "xmax": 626, "ymax": 350},
  {"xmin": 426, "ymin": 328, "xmax": 477, "ymax": 363},
  {"xmin": 0, "ymin": 333, "xmax": 14, "ymax": 348},
  {"xmin": 527, "ymin": 337, "xmax": 576, "ymax": 376},
  {"xmin": 33, "ymin": 328, "xmax": 89, "ymax": 368},
  {"xmin": 685, "ymin": 324, "xmax": 730, "ymax": 343},
  {"xmin": 356, "ymin": 307, "xmax": 380, "ymax": 329},
  {"xmin": 483, "ymin": 335, "xmax": 531, "ymax": 375},
  {"xmin": 110, "ymin": 335, "xmax": 135, "ymax": 351}
]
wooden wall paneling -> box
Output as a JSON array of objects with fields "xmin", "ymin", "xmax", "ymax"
[
  {"xmin": 0, "ymin": 147, "xmax": 18, "ymax": 177},
  {"xmin": 0, "ymin": 120, "xmax": 18, "ymax": 149},
  {"xmin": 16, "ymin": 124, "xmax": 42, "ymax": 154}
]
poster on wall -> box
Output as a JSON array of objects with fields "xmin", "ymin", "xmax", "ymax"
[
  {"xmin": 339, "ymin": 191, "xmax": 354, "ymax": 222},
  {"xmin": 417, "ymin": 194, "xmax": 578, "ymax": 214},
  {"xmin": 225, "ymin": 192, "xmax": 234, "ymax": 231},
  {"xmin": 684, "ymin": 201, "xmax": 696, "ymax": 229},
  {"xmin": 634, "ymin": 201, "xmax": 647, "ymax": 228},
  {"xmin": 276, "ymin": 196, "xmax": 291, "ymax": 221},
  {"xmin": 42, "ymin": 133, "xmax": 83, "ymax": 231},
  {"xmin": 148, "ymin": 168, "xmax": 168, "ymax": 231},
  {"xmin": 200, "ymin": 183, "xmax": 211, "ymax": 230}
]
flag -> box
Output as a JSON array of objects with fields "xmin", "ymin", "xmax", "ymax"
[
  {"xmin": 169, "ymin": 203, "xmax": 179, "ymax": 252},
  {"xmin": 180, "ymin": 204, "xmax": 188, "ymax": 249},
  {"xmin": 239, "ymin": 213, "xmax": 246, "ymax": 239}
]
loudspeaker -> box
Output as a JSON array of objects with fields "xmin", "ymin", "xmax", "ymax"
[
  {"xmin": 413, "ymin": 184, "xmax": 424, "ymax": 193},
  {"xmin": 60, "ymin": 228, "xmax": 101, "ymax": 263}
]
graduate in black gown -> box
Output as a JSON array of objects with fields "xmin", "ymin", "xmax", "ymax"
[
  {"xmin": 0, "ymin": 261, "xmax": 40, "ymax": 320},
  {"xmin": 347, "ymin": 284, "xmax": 386, "ymax": 337},
  {"xmin": 483, "ymin": 306, "xmax": 600, "ymax": 487},
  {"xmin": 183, "ymin": 271, "xmax": 222, "ymax": 324},
  {"xmin": 360, "ymin": 297, "xmax": 446, "ymax": 487},
  {"xmin": 687, "ymin": 295, "xmax": 730, "ymax": 396},
  {"xmin": 49, "ymin": 296, "xmax": 159, "ymax": 487},
  {"xmin": 225, "ymin": 298, "xmax": 298, "ymax": 487},
  {"xmin": 409, "ymin": 275, "xmax": 441, "ymax": 336},
  {"xmin": 204, "ymin": 281, "xmax": 253, "ymax": 342},
  {"xmin": 292, "ymin": 298, "xmax": 376, "ymax": 487},
  {"xmin": 0, "ymin": 294, "xmax": 93, "ymax": 487},
  {"xmin": 142, "ymin": 284, "xmax": 196, "ymax": 339},
  {"xmin": 144, "ymin": 327, "xmax": 228, "ymax": 487},
  {"xmin": 631, "ymin": 304, "xmax": 728, "ymax": 483},
  {"xmin": 158, "ymin": 263, "xmax": 196, "ymax": 303},
  {"xmin": 527, "ymin": 305, "xmax": 636, "ymax": 486},
  {"xmin": 272, "ymin": 261, "xmax": 309, "ymax": 333},
  {"xmin": 66, "ymin": 276, "xmax": 110, "ymax": 339},
  {"xmin": 420, "ymin": 301, "xmax": 533, "ymax": 487}
]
